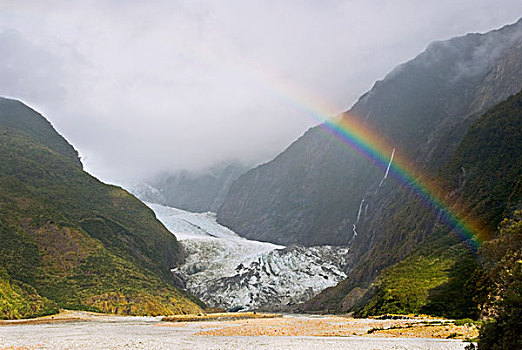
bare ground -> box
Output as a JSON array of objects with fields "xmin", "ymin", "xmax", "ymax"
[{"xmin": 0, "ymin": 311, "xmax": 476, "ymax": 349}]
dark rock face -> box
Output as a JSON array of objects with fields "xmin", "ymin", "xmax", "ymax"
[
  {"xmin": 217, "ymin": 19, "xmax": 522, "ymax": 251},
  {"xmin": 304, "ymin": 86, "xmax": 522, "ymax": 314},
  {"xmin": 218, "ymin": 127, "xmax": 380, "ymax": 246}
]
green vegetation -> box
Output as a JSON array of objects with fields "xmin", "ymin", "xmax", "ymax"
[
  {"xmin": 359, "ymin": 254, "xmax": 454, "ymax": 316},
  {"xmin": 357, "ymin": 91, "xmax": 522, "ymax": 321},
  {"xmin": 0, "ymin": 98, "xmax": 203, "ymax": 319},
  {"xmin": 305, "ymin": 89, "xmax": 522, "ymax": 327},
  {"xmin": 0, "ymin": 266, "xmax": 58, "ymax": 319},
  {"xmin": 454, "ymin": 318, "xmax": 478, "ymax": 327},
  {"xmin": 440, "ymin": 91, "xmax": 522, "ymax": 237},
  {"xmin": 0, "ymin": 98, "xmax": 81, "ymax": 166},
  {"xmin": 476, "ymin": 212, "xmax": 522, "ymax": 349},
  {"xmin": 357, "ymin": 236, "xmax": 478, "ymax": 319}
]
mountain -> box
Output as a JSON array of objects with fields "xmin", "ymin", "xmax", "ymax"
[
  {"xmin": 218, "ymin": 18, "xmax": 522, "ymax": 248},
  {"xmin": 0, "ymin": 99, "xmax": 82, "ymax": 168},
  {"xmin": 304, "ymin": 87, "xmax": 522, "ymax": 316},
  {"xmin": 216, "ymin": 19, "xmax": 522, "ymax": 315},
  {"xmin": 0, "ymin": 98, "xmax": 203, "ymax": 319},
  {"xmin": 131, "ymin": 162, "xmax": 249, "ymax": 213}
]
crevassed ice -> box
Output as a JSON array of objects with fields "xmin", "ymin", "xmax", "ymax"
[{"xmin": 147, "ymin": 202, "xmax": 352, "ymax": 310}]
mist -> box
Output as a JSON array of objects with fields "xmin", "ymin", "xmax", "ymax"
[{"xmin": 1, "ymin": 1, "xmax": 521, "ymax": 184}]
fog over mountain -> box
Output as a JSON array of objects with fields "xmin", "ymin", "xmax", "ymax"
[{"xmin": 1, "ymin": 1, "xmax": 521, "ymax": 184}]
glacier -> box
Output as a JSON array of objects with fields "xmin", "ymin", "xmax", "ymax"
[{"xmin": 147, "ymin": 203, "xmax": 352, "ymax": 310}]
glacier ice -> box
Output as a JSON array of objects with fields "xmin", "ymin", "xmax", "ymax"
[{"xmin": 147, "ymin": 202, "xmax": 352, "ymax": 310}]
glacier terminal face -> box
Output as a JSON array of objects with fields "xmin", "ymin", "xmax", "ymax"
[{"xmin": 147, "ymin": 203, "xmax": 352, "ymax": 310}]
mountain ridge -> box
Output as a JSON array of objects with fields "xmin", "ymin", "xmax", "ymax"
[
  {"xmin": 215, "ymin": 18, "xmax": 522, "ymax": 316},
  {"xmin": 0, "ymin": 98, "xmax": 204, "ymax": 319},
  {"xmin": 217, "ymin": 18, "xmax": 522, "ymax": 247},
  {"xmin": 303, "ymin": 87, "xmax": 522, "ymax": 315},
  {"xmin": 0, "ymin": 97, "xmax": 81, "ymax": 167}
]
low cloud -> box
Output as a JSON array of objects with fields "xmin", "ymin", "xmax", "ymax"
[{"xmin": 0, "ymin": 1, "xmax": 521, "ymax": 184}]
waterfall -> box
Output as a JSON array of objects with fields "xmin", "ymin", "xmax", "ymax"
[{"xmin": 379, "ymin": 148, "xmax": 395, "ymax": 188}]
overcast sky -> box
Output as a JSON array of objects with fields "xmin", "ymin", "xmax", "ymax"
[{"xmin": 1, "ymin": 1, "xmax": 521, "ymax": 184}]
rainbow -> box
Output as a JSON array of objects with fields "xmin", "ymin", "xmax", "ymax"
[
  {"xmin": 179, "ymin": 43, "xmax": 484, "ymax": 248},
  {"xmin": 320, "ymin": 114, "xmax": 482, "ymax": 250},
  {"xmin": 245, "ymin": 66, "xmax": 482, "ymax": 249}
]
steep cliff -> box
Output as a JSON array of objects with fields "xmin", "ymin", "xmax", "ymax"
[
  {"xmin": 304, "ymin": 88, "xmax": 522, "ymax": 314},
  {"xmin": 216, "ymin": 19, "xmax": 522, "ymax": 316},
  {"xmin": 218, "ymin": 18, "xmax": 522, "ymax": 250}
]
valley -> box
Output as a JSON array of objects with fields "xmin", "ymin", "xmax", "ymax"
[
  {"xmin": 146, "ymin": 203, "xmax": 352, "ymax": 310},
  {"xmin": 0, "ymin": 5, "xmax": 521, "ymax": 349},
  {"xmin": 0, "ymin": 311, "xmax": 475, "ymax": 350}
]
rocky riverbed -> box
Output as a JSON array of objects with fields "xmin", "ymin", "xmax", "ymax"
[{"xmin": 0, "ymin": 311, "xmax": 476, "ymax": 350}]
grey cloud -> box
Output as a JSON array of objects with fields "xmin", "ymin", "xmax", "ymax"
[
  {"xmin": 0, "ymin": 30, "xmax": 67, "ymax": 105},
  {"xmin": 0, "ymin": 1, "xmax": 521, "ymax": 184}
]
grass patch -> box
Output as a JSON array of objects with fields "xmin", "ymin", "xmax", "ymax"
[{"xmin": 162, "ymin": 312, "xmax": 283, "ymax": 322}]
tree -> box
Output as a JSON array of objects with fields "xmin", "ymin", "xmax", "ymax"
[{"xmin": 477, "ymin": 211, "xmax": 522, "ymax": 349}]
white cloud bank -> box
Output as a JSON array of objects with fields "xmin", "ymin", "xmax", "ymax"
[{"xmin": 0, "ymin": 0, "xmax": 521, "ymax": 183}]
